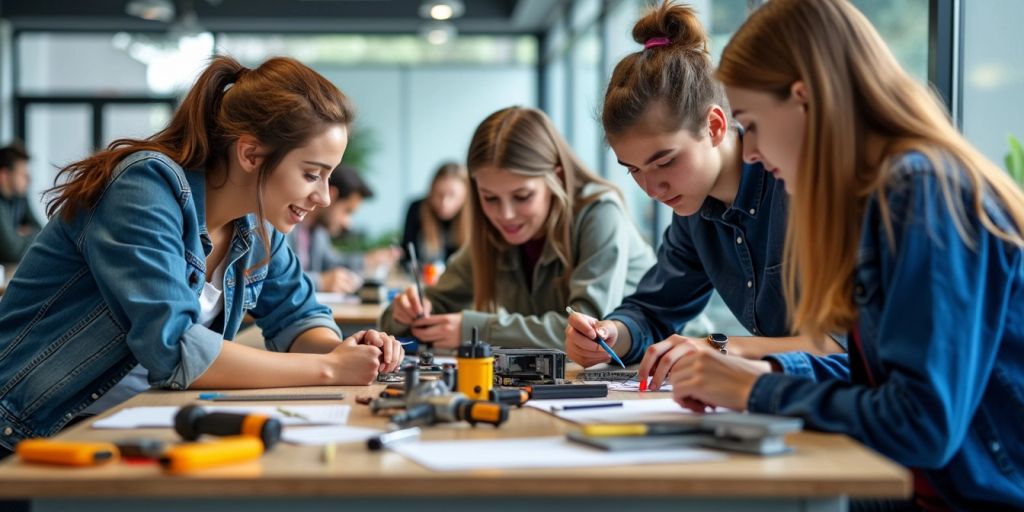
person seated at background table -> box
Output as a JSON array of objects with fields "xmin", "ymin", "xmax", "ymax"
[
  {"xmin": 288, "ymin": 164, "xmax": 400, "ymax": 294},
  {"xmin": 400, "ymin": 161, "xmax": 469, "ymax": 269},
  {"xmin": 564, "ymin": 1, "xmax": 843, "ymax": 381},
  {"xmin": 666, "ymin": 0, "xmax": 1024, "ymax": 509},
  {"xmin": 0, "ymin": 141, "xmax": 42, "ymax": 263},
  {"xmin": 0, "ymin": 55, "xmax": 404, "ymax": 460},
  {"xmin": 381, "ymin": 106, "xmax": 656, "ymax": 350}
]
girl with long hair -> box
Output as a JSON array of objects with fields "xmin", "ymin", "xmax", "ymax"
[
  {"xmin": 401, "ymin": 161, "xmax": 470, "ymax": 266},
  {"xmin": 669, "ymin": 1, "xmax": 1024, "ymax": 509},
  {"xmin": 381, "ymin": 106, "xmax": 655, "ymax": 350},
  {"xmin": 0, "ymin": 56, "xmax": 404, "ymax": 458}
]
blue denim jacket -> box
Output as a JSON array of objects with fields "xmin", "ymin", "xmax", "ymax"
[
  {"xmin": 609, "ymin": 162, "xmax": 793, "ymax": 364},
  {"xmin": 0, "ymin": 151, "xmax": 340, "ymax": 450},
  {"xmin": 749, "ymin": 153, "xmax": 1024, "ymax": 509}
]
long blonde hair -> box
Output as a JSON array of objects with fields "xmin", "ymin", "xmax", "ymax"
[
  {"xmin": 466, "ymin": 106, "xmax": 620, "ymax": 312},
  {"xmin": 717, "ymin": 0, "xmax": 1024, "ymax": 338},
  {"xmin": 420, "ymin": 162, "xmax": 469, "ymax": 258}
]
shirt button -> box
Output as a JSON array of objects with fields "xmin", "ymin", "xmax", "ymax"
[
  {"xmin": 91, "ymin": 393, "xmax": 100, "ymax": 400},
  {"xmin": 736, "ymin": 237, "xmax": 743, "ymax": 244},
  {"xmin": 64, "ymin": 413, "xmax": 73, "ymax": 420},
  {"xmin": 2, "ymin": 427, "xmax": 12, "ymax": 436},
  {"xmin": 991, "ymin": 441, "xmax": 1001, "ymax": 452},
  {"xmin": 747, "ymin": 281, "xmax": 753, "ymax": 288},
  {"xmin": 749, "ymin": 208, "xmax": 756, "ymax": 215}
]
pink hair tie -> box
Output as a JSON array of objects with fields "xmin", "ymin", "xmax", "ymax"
[{"xmin": 644, "ymin": 37, "xmax": 671, "ymax": 49}]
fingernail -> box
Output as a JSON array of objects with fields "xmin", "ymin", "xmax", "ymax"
[{"xmin": 597, "ymin": 329, "xmax": 606, "ymax": 338}]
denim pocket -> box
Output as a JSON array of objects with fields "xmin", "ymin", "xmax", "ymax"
[
  {"xmin": 183, "ymin": 251, "xmax": 206, "ymax": 296},
  {"xmin": 241, "ymin": 269, "xmax": 267, "ymax": 310}
]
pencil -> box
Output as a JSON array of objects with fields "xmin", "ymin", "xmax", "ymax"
[
  {"xmin": 551, "ymin": 402, "xmax": 624, "ymax": 412},
  {"xmin": 198, "ymin": 393, "xmax": 346, "ymax": 401}
]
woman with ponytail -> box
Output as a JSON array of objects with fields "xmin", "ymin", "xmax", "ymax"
[
  {"xmin": 381, "ymin": 106, "xmax": 655, "ymax": 350},
  {"xmin": 0, "ymin": 56, "xmax": 404, "ymax": 457},
  {"xmin": 565, "ymin": 1, "xmax": 844, "ymax": 383},
  {"xmin": 667, "ymin": 0, "xmax": 1024, "ymax": 509}
]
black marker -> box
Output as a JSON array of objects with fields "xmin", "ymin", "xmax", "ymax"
[
  {"xmin": 551, "ymin": 402, "xmax": 624, "ymax": 412},
  {"xmin": 367, "ymin": 426, "xmax": 422, "ymax": 451}
]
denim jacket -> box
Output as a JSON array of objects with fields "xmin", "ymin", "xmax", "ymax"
[
  {"xmin": 0, "ymin": 151, "xmax": 340, "ymax": 450},
  {"xmin": 608, "ymin": 162, "xmax": 794, "ymax": 365},
  {"xmin": 749, "ymin": 153, "xmax": 1024, "ymax": 509}
]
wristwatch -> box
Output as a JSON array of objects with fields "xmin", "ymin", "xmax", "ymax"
[{"xmin": 707, "ymin": 333, "xmax": 729, "ymax": 354}]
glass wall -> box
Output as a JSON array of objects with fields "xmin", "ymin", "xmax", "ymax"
[
  {"xmin": 961, "ymin": 0, "xmax": 1024, "ymax": 169},
  {"xmin": 852, "ymin": 0, "xmax": 929, "ymax": 83},
  {"xmin": 13, "ymin": 31, "xmax": 537, "ymax": 239}
]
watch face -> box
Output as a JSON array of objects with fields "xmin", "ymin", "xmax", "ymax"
[{"xmin": 709, "ymin": 333, "xmax": 728, "ymax": 343}]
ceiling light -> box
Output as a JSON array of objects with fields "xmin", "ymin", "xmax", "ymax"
[
  {"xmin": 125, "ymin": 0, "xmax": 176, "ymax": 23},
  {"xmin": 419, "ymin": 1, "xmax": 464, "ymax": 21},
  {"xmin": 431, "ymin": 4, "xmax": 453, "ymax": 20}
]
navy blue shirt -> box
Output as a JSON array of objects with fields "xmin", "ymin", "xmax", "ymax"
[{"xmin": 609, "ymin": 161, "xmax": 792, "ymax": 365}]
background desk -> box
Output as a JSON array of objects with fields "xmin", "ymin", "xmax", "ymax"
[
  {"xmin": 0, "ymin": 384, "xmax": 910, "ymax": 512},
  {"xmin": 326, "ymin": 301, "xmax": 384, "ymax": 329}
]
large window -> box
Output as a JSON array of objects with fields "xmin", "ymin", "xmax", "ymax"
[
  {"xmin": 961, "ymin": 0, "xmax": 1024, "ymax": 167},
  {"xmin": 217, "ymin": 34, "xmax": 535, "ymax": 67},
  {"xmin": 12, "ymin": 30, "xmax": 538, "ymax": 238}
]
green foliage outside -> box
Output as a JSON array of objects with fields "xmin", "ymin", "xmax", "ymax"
[
  {"xmin": 1006, "ymin": 135, "xmax": 1024, "ymax": 186},
  {"xmin": 334, "ymin": 228, "xmax": 401, "ymax": 252},
  {"xmin": 341, "ymin": 127, "xmax": 377, "ymax": 174}
]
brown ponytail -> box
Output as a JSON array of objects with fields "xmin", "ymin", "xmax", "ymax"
[
  {"xmin": 46, "ymin": 55, "xmax": 355, "ymax": 268},
  {"xmin": 602, "ymin": 0, "xmax": 728, "ymax": 138}
]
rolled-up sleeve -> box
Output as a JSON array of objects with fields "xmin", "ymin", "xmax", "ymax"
[
  {"xmin": 250, "ymin": 229, "xmax": 342, "ymax": 352},
  {"xmin": 607, "ymin": 216, "xmax": 714, "ymax": 365}
]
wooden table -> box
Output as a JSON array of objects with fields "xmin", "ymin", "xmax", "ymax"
[
  {"xmin": 327, "ymin": 301, "xmax": 384, "ymax": 328},
  {"xmin": 0, "ymin": 384, "xmax": 910, "ymax": 512}
]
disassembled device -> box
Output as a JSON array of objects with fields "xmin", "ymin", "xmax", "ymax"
[{"xmin": 493, "ymin": 348, "xmax": 566, "ymax": 386}]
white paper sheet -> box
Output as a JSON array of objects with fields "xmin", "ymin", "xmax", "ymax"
[
  {"xmin": 392, "ymin": 436, "xmax": 724, "ymax": 471},
  {"xmin": 92, "ymin": 405, "xmax": 351, "ymax": 429},
  {"xmin": 282, "ymin": 425, "xmax": 383, "ymax": 445},
  {"xmin": 579, "ymin": 380, "xmax": 673, "ymax": 393},
  {"xmin": 526, "ymin": 398, "xmax": 722, "ymax": 424},
  {"xmin": 315, "ymin": 292, "xmax": 360, "ymax": 304}
]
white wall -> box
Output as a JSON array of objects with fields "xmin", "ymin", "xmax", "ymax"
[
  {"xmin": 322, "ymin": 65, "xmax": 536, "ymax": 238},
  {"xmin": 14, "ymin": 33, "xmax": 537, "ymax": 237}
]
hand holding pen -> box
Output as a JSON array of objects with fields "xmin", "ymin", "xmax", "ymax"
[
  {"xmin": 391, "ymin": 286, "xmax": 433, "ymax": 325},
  {"xmin": 392, "ymin": 243, "xmax": 433, "ymax": 325},
  {"xmin": 564, "ymin": 306, "xmax": 626, "ymax": 368}
]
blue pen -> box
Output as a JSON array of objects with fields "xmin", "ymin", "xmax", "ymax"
[{"xmin": 565, "ymin": 306, "xmax": 626, "ymax": 368}]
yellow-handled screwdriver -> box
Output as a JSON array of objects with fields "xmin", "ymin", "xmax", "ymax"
[
  {"xmin": 17, "ymin": 439, "xmax": 120, "ymax": 467},
  {"xmin": 160, "ymin": 436, "xmax": 263, "ymax": 474}
]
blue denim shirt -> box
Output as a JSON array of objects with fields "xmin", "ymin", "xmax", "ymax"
[
  {"xmin": 608, "ymin": 162, "xmax": 793, "ymax": 364},
  {"xmin": 749, "ymin": 153, "xmax": 1024, "ymax": 510},
  {"xmin": 0, "ymin": 151, "xmax": 340, "ymax": 450}
]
